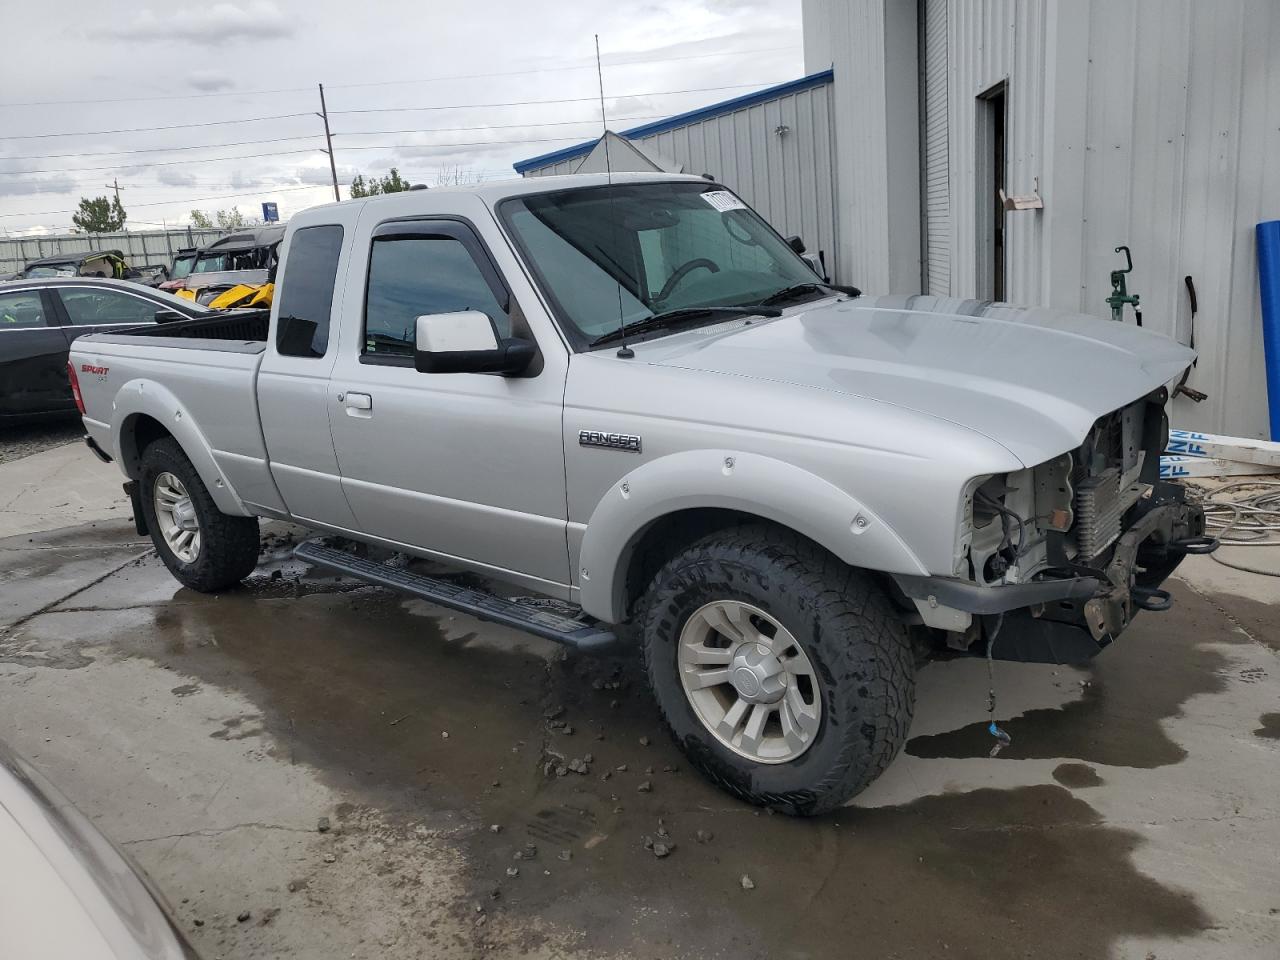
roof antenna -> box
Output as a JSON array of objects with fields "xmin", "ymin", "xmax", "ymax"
[{"xmin": 595, "ymin": 34, "xmax": 633, "ymax": 359}]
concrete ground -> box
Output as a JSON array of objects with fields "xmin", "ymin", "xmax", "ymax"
[{"xmin": 1, "ymin": 443, "xmax": 1278, "ymax": 959}]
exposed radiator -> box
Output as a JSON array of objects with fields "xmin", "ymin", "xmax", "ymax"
[{"xmin": 1073, "ymin": 467, "xmax": 1123, "ymax": 559}]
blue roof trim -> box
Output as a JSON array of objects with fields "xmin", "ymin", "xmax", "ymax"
[{"xmin": 512, "ymin": 69, "xmax": 835, "ymax": 174}]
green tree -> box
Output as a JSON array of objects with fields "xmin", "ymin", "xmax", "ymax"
[
  {"xmin": 71, "ymin": 195, "xmax": 127, "ymax": 233},
  {"xmin": 215, "ymin": 208, "xmax": 246, "ymax": 229},
  {"xmin": 190, "ymin": 209, "xmax": 213, "ymax": 229},
  {"xmin": 350, "ymin": 167, "xmax": 411, "ymax": 198}
]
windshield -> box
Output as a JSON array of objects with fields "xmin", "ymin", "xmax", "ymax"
[
  {"xmin": 23, "ymin": 264, "xmax": 77, "ymax": 278},
  {"xmin": 171, "ymin": 254, "xmax": 196, "ymax": 280},
  {"xmin": 500, "ymin": 181, "xmax": 821, "ymax": 347},
  {"xmin": 193, "ymin": 247, "xmax": 267, "ymax": 273}
]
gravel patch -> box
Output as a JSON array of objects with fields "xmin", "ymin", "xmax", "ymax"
[{"xmin": 0, "ymin": 417, "xmax": 83, "ymax": 465}]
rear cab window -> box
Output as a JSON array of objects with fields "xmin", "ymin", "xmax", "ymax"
[{"xmin": 276, "ymin": 225, "xmax": 345, "ymax": 358}]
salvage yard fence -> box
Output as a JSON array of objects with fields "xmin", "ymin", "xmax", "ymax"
[{"xmin": 0, "ymin": 227, "xmax": 228, "ymax": 276}]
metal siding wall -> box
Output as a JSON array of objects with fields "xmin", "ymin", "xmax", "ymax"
[
  {"xmin": 0, "ymin": 227, "xmax": 225, "ymax": 275},
  {"xmin": 935, "ymin": 0, "xmax": 1276, "ymax": 437},
  {"xmin": 922, "ymin": 0, "xmax": 951, "ymax": 294},
  {"xmin": 519, "ymin": 82, "xmax": 841, "ymax": 280}
]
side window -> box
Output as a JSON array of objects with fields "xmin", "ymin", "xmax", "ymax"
[
  {"xmin": 0, "ymin": 291, "xmax": 48, "ymax": 329},
  {"xmin": 58, "ymin": 288, "xmax": 159, "ymax": 325},
  {"xmin": 276, "ymin": 225, "xmax": 344, "ymax": 358},
  {"xmin": 364, "ymin": 233, "xmax": 509, "ymax": 358}
]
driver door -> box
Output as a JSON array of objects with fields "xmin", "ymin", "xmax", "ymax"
[{"xmin": 327, "ymin": 216, "xmax": 571, "ymax": 592}]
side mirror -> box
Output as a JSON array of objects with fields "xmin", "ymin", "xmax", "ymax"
[
  {"xmin": 801, "ymin": 252, "xmax": 827, "ymax": 281},
  {"xmin": 414, "ymin": 310, "xmax": 535, "ymax": 376},
  {"xmin": 785, "ymin": 235, "xmax": 806, "ymax": 255},
  {"xmin": 154, "ymin": 309, "xmax": 185, "ymax": 323}
]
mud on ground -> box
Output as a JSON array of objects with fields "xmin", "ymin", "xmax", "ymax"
[{"xmin": 1, "ymin": 520, "xmax": 1277, "ymax": 959}]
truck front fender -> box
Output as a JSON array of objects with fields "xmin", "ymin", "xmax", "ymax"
[
  {"xmin": 111, "ymin": 378, "xmax": 250, "ymax": 517},
  {"xmin": 577, "ymin": 449, "xmax": 928, "ymax": 623}
]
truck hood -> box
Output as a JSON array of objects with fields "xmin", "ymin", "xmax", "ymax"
[{"xmin": 638, "ymin": 294, "xmax": 1194, "ymax": 467}]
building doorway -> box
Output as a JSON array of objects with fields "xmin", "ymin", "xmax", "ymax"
[{"xmin": 976, "ymin": 82, "xmax": 1007, "ymax": 301}]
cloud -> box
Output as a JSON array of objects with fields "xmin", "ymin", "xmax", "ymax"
[
  {"xmin": 0, "ymin": 174, "xmax": 77, "ymax": 198},
  {"xmin": 155, "ymin": 168, "xmax": 198, "ymax": 188},
  {"xmin": 294, "ymin": 164, "xmax": 354, "ymax": 186},
  {"xmin": 111, "ymin": 1, "xmax": 295, "ymax": 45},
  {"xmin": 187, "ymin": 71, "xmax": 235, "ymax": 92}
]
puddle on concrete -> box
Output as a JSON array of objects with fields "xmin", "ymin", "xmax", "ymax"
[
  {"xmin": 1052, "ymin": 762, "xmax": 1104, "ymax": 788},
  {"xmin": 1255, "ymin": 713, "xmax": 1280, "ymax": 740},
  {"xmin": 906, "ymin": 582, "xmax": 1247, "ymax": 768},
  {"xmin": 2, "ymin": 543, "xmax": 1224, "ymax": 959}
]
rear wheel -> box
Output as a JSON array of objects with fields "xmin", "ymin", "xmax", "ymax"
[
  {"xmin": 640, "ymin": 524, "xmax": 915, "ymax": 815},
  {"xmin": 139, "ymin": 438, "xmax": 259, "ymax": 592}
]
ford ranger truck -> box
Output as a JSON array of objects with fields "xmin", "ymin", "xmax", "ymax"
[{"xmin": 69, "ymin": 173, "xmax": 1214, "ymax": 815}]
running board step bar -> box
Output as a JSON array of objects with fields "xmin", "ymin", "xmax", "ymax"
[{"xmin": 293, "ymin": 540, "xmax": 617, "ymax": 651}]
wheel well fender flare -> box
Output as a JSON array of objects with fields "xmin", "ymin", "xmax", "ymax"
[
  {"xmin": 577, "ymin": 449, "xmax": 928, "ymax": 623},
  {"xmin": 111, "ymin": 379, "xmax": 249, "ymax": 517}
]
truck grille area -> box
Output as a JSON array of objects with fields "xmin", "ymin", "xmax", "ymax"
[{"xmin": 1073, "ymin": 467, "xmax": 1123, "ymax": 559}]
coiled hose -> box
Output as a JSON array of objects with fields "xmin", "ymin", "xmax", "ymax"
[{"xmin": 1186, "ymin": 479, "xmax": 1280, "ymax": 577}]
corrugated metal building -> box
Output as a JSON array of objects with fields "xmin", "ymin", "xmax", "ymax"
[
  {"xmin": 514, "ymin": 71, "xmax": 841, "ymax": 280},
  {"xmin": 805, "ymin": 0, "xmax": 1280, "ymax": 440}
]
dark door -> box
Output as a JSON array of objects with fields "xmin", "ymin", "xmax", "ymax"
[{"xmin": 0, "ymin": 288, "xmax": 75, "ymax": 417}]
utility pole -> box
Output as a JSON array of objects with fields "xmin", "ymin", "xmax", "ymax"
[
  {"xmin": 317, "ymin": 84, "xmax": 340, "ymax": 202},
  {"xmin": 106, "ymin": 178, "xmax": 125, "ymax": 230}
]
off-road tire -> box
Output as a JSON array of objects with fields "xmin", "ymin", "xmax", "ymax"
[
  {"xmin": 640, "ymin": 524, "xmax": 915, "ymax": 815},
  {"xmin": 139, "ymin": 438, "xmax": 260, "ymax": 592}
]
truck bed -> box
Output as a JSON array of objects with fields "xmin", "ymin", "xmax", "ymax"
[{"xmin": 109, "ymin": 309, "xmax": 270, "ymax": 346}]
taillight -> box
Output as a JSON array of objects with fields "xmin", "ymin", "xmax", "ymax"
[{"xmin": 67, "ymin": 361, "xmax": 86, "ymax": 415}]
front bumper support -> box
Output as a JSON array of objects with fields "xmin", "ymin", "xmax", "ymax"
[{"xmin": 894, "ymin": 482, "xmax": 1215, "ymax": 664}]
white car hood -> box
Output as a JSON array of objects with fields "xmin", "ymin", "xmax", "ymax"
[{"xmin": 638, "ymin": 294, "xmax": 1194, "ymax": 467}]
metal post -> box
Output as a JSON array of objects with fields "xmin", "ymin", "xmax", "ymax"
[{"xmin": 318, "ymin": 83, "xmax": 340, "ymax": 202}]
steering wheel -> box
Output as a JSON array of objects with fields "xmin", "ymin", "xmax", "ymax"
[{"xmin": 656, "ymin": 258, "xmax": 719, "ymax": 302}]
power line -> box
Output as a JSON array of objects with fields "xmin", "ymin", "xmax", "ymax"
[
  {"xmin": 0, "ymin": 115, "xmax": 669, "ymax": 164},
  {"xmin": 329, "ymin": 81, "xmax": 777, "ymax": 116},
  {"xmin": 0, "ymin": 46, "xmax": 800, "ymax": 108},
  {"xmin": 1, "ymin": 80, "xmax": 782, "ymax": 142},
  {"xmin": 0, "ymin": 184, "xmax": 329, "ymax": 219},
  {"xmin": 0, "ymin": 147, "xmax": 326, "ymax": 176},
  {"xmin": 0, "ymin": 112, "xmax": 314, "ymax": 142},
  {"xmin": 1, "ymin": 131, "xmax": 612, "ymax": 176},
  {"xmin": 2, "ymin": 135, "xmax": 323, "ymax": 162}
]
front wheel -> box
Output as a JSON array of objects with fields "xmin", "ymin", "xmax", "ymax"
[
  {"xmin": 640, "ymin": 525, "xmax": 915, "ymax": 816},
  {"xmin": 139, "ymin": 438, "xmax": 260, "ymax": 592}
]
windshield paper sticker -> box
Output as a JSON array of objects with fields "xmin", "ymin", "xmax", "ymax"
[{"xmin": 701, "ymin": 191, "xmax": 746, "ymax": 213}]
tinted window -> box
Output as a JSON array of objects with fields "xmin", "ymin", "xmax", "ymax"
[
  {"xmin": 58, "ymin": 288, "xmax": 159, "ymax": 325},
  {"xmin": 0, "ymin": 291, "xmax": 48, "ymax": 328},
  {"xmin": 276, "ymin": 225, "xmax": 344, "ymax": 358},
  {"xmin": 364, "ymin": 236, "xmax": 508, "ymax": 358}
]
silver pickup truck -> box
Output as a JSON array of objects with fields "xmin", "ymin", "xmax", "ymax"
[{"xmin": 69, "ymin": 173, "xmax": 1213, "ymax": 814}]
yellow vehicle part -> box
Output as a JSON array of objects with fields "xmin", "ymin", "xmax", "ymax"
[
  {"xmin": 175, "ymin": 288, "xmax": 196, "ymax": 302},
  {"xmin": 207, "ymin": 282, "xmax": 274, "ymax": 310}
]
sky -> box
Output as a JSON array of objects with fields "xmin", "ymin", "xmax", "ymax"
[{"xmin": 0, "ymin": 0, "xmax": 805, "ymax": 236}]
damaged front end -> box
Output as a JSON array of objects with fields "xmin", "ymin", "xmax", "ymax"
[{"xmin": 895, "ymin": 387, "xmax": 1217, "ymax": 664}]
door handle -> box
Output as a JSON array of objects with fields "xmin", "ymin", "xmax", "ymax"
[{"xmin": 342, "ymin": 392, "xmax": 373, "ymax": 418}]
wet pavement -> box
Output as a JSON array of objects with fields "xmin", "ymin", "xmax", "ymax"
[{"xmin": 1, "ymin": 519, "xmax": 1278, "ymax": 959}]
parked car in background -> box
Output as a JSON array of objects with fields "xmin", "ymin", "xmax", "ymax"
[
  {"xmin": 176, "ymin": 226, "xmax": 283, "ymax": 306},
  {"xmin": 158, "ymin": 246, "xmax": 200, "ymax": 292},
  {"xmin": 0, "ymin": 277, "xmax": 214, "ymax": 420},
  {"xmin": 20, "ymin": 250, "xmax": 169, "ymax": 289},
  {"xmin": 0, "ymin": 739, "xmax": 197, "ymax": 959},
  {"xmin": 21, "ymin": 250, "xmax": 131, "ymax": 280}
]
